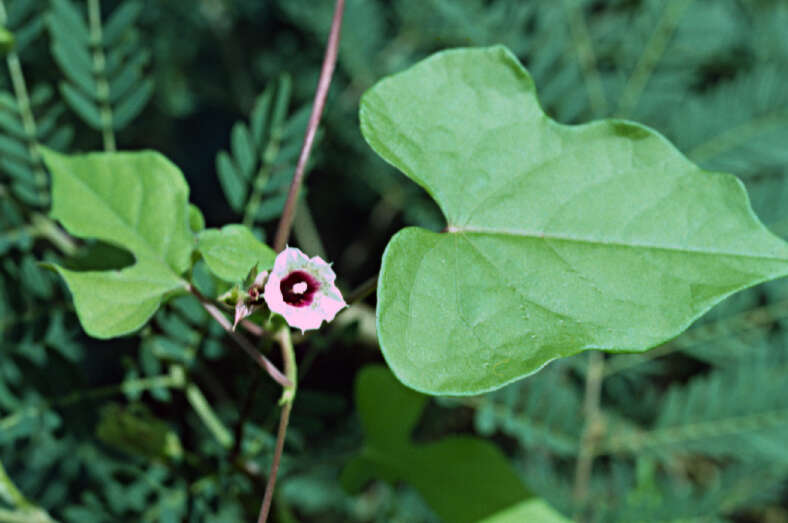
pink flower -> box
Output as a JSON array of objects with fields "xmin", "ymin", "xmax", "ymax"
[{"xmin": 263, "ymin": 247, "xmax": 346, "ymax": 332}]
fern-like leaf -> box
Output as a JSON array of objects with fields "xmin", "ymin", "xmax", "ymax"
[{"xmin": 47, "ymin": 0, "xmax": 151, "ymax": 149}]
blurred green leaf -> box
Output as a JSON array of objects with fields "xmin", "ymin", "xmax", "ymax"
[
  {"xmin": 0, "ymin": 27, "xmax": 14, "ymax": 54},
  {"xmin": 478, "ymin": 498, "xmax": 569, "ymax": 523},
  {"xmin": 96, "ymin": 403, "xmax": 183, "ymax": 461},
  {"xmin": 341, "ymin": 365, "xmax": 531, "ymax": 523}
]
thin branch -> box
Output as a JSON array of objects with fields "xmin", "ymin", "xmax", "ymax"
[
  {"xmin": 344, "ymin": 274, "xmax": 377, "ymax": 306},
  {"xmin": 257, "ymin": 328, "xmax": 297, "ymax": 523},
  {"xmin": 188, "ymin": 285, "xmax": 291, "ymax": 388},
  {"xmin": 688, "ymin": 109, "xmax": 788, "ymax": 164},
  {"xmin": 563, "ymin": 0, "xmax": 608, "ymax": 117},
  {"xmin": 604, "ymin": 298, "xmax": 788, "ymax": 377},
  {"xmin": 273, "ymin": 0, "xmax": 345, "ymax": 251},
  {"xmin": 615, "ymin": 0, "xmax": 693, "ymax": 118},
  {"xmin": 601, "ymin": 406, "xmax": 788, "ymax": 455},
  {"xmin": 572, "ymin": 351, "xmax": 605, "ymax": 521}
]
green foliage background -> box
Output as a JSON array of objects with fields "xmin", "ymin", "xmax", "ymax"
[{"xmin": 1, "ymin": 0, "xmax": 787, "ymax": 521}]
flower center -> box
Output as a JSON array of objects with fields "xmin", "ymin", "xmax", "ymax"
[{"xmin": 280, "ymin": 270, "xmax": 320, "ymax": 307}]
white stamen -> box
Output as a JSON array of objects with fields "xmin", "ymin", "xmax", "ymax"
[{"xmin": 292, "ymin": 282, "xmax": 308, "ymax": 294}]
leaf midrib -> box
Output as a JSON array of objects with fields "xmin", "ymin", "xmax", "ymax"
[{"xmin": 447, "ymin": 225, "xmax": 788, "ymax": 262}]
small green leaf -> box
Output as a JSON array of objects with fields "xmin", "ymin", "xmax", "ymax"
[
  {"xmin": 13, "ymin": 16, "xmax": 45, "ymax": 53},
  {"xmin": 59, "ymin": 81, "xmax": 102, "ymax": 129},
  {"xmin": 0, "ymin": 27, "xmax": 14, "ymax": 55},
  {"xmin": 196, "ymin": 224, "xmax": 276, "ymax": 283},
  {"xmin": 41, "ymin": 149, "xmax": 193, "ymax": 338},
  {"xmin": 362, "ymin": 46, "xmax": 788, "ymax": 394},
  {"xmin": 250, "ymin": 85, "xmax": 273, "ymax": 149},
  {"xmin": 341, "ymin": 366, "xmax": 531, "ymax": 523},
  {"xmin": 231, "ymin": 122, "xmax": 255, "ymax": 178},
  {"xmin": 50, "ymin": 39, "xmax": 96, "ymax": 98},
  {"xmin": 109, "ymin": 61, "xmax": 143, "ymax": 103},
  {"xmin": 102, "ymin": 0, "xmax": 143, "ymax": 47},
  {"xmin": 49, "ymin": 0, "xmax": 89, "ymax": 43},
  {"xmin": 113, "ymin": 78, "xmax": 153, "ymax": 130},
  {"xmin": 188, "ymin": 203, "xmax": 205, "ymax": 233},
  {"xmin": 0, "ymin": 134, "xmax": 30, "ymax": 163},
  {"xmin": 216, "ymin": 151, "xmax": 246, "ymax": 212}
]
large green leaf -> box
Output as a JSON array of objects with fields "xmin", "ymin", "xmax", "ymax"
[
  {"xmin": 361, "ymin": 46, "xmax": 788, "ymax": 395},
  {"xmin": 340, "ymin": 366, "xmax": 531, "ymax": 523},
  {"xmin": 196, "ymin": 224, "xmax": 276, "ymax": 283},
  {"xmin": 42, "ymin": 149, "xmax": 193, "ymax": 338}
]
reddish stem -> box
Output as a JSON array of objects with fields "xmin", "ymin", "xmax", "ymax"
[{"xmin": 273, "ymin": 0, "xmax": 346, "ymax": 252}]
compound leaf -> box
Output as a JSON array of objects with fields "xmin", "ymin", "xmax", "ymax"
[{"xmin": 362, "ymin": 46, "xmax": 788, "ymax": 394}]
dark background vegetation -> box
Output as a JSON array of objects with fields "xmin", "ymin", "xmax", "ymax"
[{"xmin": 1, "ymin": 0, "xmax": 788, "ymax": 521}]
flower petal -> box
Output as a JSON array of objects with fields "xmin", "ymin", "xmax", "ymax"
[{"xmin": 263, "ymin": 247, "xmax": 347, "ymax": 332}]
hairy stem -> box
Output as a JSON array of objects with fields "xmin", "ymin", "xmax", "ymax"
[
  {"xmin": 87, "ymin": 0, "xmax": 116, "ymax": 151},
  {"xmin": 257, "ymin": 327, "xmax": 297, "ymax": 523},
  {"xmin": 0, "ymin": 0, "xmax": 48, "ymax": 203},
  {"xmin": 188, "ymin": 284, "xmax": 291, "ymax": 388},
  {"xmin": 273, "ymin": 0, "xmax": 345, "ymax": 251}
]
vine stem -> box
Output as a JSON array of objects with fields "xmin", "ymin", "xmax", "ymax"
[
  {"xmin": 86, "ymin": 0, "xmax": 116, "ymax": 151},
  {"xmin": 273, "ymin": 0, "xmax": 345, "ymax": 252},
  {"xmin": 187, "ymin": 284, "xmax": 292, "ymax": 388},
  {"xmin": 257, "ymin": 327, "xmax": 297, "ymax": 523},
  {"xmin": 0, "ymin": 0, "xmax": 48, "ymax": 203}
]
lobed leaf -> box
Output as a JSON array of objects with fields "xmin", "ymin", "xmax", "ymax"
[
  {"xmin": 362, "ymin": 46, "xmax": 788, "ymax": 394},
  {"xmin": 41, "ymin": 149, "xmax": 193, "ymax": 338}
]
